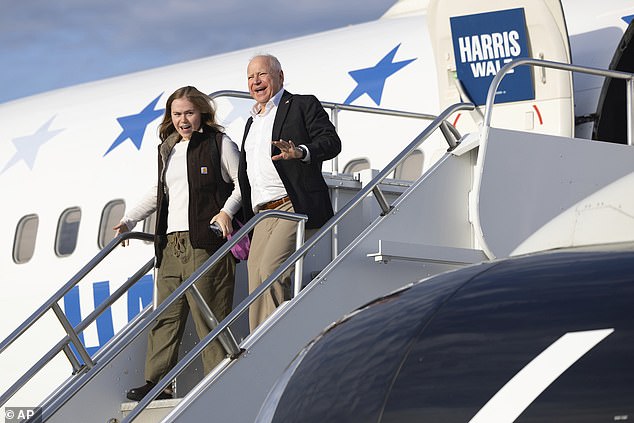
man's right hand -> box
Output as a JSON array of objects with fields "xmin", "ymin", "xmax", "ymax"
[{"xmin": 272, "ymin": 139, "xmax": 303, "ymax": 161}]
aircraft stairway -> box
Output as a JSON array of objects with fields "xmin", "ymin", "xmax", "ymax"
[
  {"xmin": 0, "ymin": 99, "xmax": 474, "ymax": 423},
  {"xmin": 157, "ymin": 104, "xmax": 482, "ymax": 423},
  {"xmin": 117, "ymin": 102, "xmax": 479, "ymax": 423},
  {"xmin": 0, "ymin": 180, "xmax": 409, "ymax": 423},
  {"xmin": 2, "ymin": 59, "xmax": 633, "ymax": 423},
  {"xmin": 0, "ymin": 93, "xmax": 439, "ymax": 423}
]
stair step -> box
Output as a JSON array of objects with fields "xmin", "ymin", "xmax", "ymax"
[{"xmin": 120, "ymin": 398, "xmax": 180, "ymax": 423}]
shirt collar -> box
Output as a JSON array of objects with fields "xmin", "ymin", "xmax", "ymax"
[{"xmin": 250, "ymin": 88, "xmax": 284, "ymax": 118}]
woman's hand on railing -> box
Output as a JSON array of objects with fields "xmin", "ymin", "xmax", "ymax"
[{"xmin": 113, "ymin": 222, "xmax": 131, "ymax": 247}]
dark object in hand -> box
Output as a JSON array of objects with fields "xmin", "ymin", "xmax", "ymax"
[{"xmin": 209, "ymin": 222, "xmax": 223, "ymax": 237}]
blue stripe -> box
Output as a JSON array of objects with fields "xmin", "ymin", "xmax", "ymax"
[
  {"xmin": 93, "ymin": 281, "xmax": 114, "ymax": 346},
  {"xmin": 127, "ymin": 274, "xmax": 154, "ymax": 320},
  {"xmin": 63, "ymin": 287, "xmax": 88, "ymax": 361}
]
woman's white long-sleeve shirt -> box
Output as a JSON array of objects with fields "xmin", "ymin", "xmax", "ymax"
[{"xmin": 121, "ymin": 134, "xmax": 241, "ymax": 233}]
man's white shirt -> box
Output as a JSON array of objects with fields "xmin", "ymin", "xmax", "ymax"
[{"xmin": 244, "ymin": 89, "xmax": 288, "ymax": 212}]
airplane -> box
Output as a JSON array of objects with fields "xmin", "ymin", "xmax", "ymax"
[{"xmin": 0, "ymin": 0, "xmax": 632, "ymax": 420}]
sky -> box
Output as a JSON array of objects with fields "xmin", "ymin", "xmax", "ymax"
[{"xmin": 0, "ymin": 0, "xmax": 396, "ymax": 104}]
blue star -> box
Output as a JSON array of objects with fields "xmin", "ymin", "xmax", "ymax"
[
  {"xmin": 344, "ymin": 44, "xmax": 416, "ymax": 106},
  {"xmin": 624, "ymin": 14, "xmax": 634, "ymax": 24},
  {"xmin": 104, "ymin": 93, "xmax": 165, "ymax": 156},
  {"xmin": 1, "ymin": 116, "xmax": 64, "ymax": 173}
]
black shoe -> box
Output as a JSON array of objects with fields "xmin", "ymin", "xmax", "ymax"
[{"xmin": 126, "ymin": 381, "xmax": 173, "ymax": 401}]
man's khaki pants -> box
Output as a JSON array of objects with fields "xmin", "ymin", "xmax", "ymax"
[{"xmin": 247, "ymin": 201, "xmax": 316, "ymax": 331}]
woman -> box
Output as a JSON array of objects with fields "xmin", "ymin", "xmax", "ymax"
[{"xmin": 114, "ymin": 86, "xmax": 241, "ymax": 401}]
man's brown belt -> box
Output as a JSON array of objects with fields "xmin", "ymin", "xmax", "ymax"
[{"xmin": 260, "ymin": 195, "xmax": 291, "ymax": 210}]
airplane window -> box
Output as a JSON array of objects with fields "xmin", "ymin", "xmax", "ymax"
[
  {"xmin": 55, "ymin": 207, "xmax": 81, "ymax": 257},
  {"xmin": 393, "ymin": 150, "xmax": 423, "ymax": 181},
  {"xmin": 343, "ymin": 158, "xmax": 370, "ymax": 174},
  {"xmin": 13, "ymin": 214, "xmax": 39, "ymax": 264},
  {"xmin": 98, "ymin": 199, "xmax": 126, "ymax": 249}
]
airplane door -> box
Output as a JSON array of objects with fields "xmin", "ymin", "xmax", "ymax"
[
  {"xmin": 594, "ymin": 21, "xmax": 634, "ymax": 144},
  {"xmin": 428, "ymin": 0, "xmax": 574, "ymax": 137}
]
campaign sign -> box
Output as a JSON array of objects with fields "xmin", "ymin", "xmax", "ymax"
[{"xmin": 450, "ymin": 8, "xmax": 534, "ymax": 106}]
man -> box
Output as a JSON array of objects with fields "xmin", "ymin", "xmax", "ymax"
[{"xmin": 238, "ymin": 54, "xmax": 341, "ymax": 331}]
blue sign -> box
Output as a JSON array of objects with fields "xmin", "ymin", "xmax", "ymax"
[{"xmin": 450, "ymin": 8, "xmax": 534, "ymax": 106}]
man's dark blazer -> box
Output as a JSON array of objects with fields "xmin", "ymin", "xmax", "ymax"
[{"xmin": 238, "ymin": 90, "xmax": 342, "ymax": 229}]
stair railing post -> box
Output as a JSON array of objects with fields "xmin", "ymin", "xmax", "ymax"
[
  {"xmin": 51, "ymin": 303, "xmax": 94, "ymax": 369},
  {"xmin": 293, "ymin": 219, "xmax": 306, "ymax": 298},
  {"xmin": 189, "ymin": 285, "xmax": 241, "ymax": 358},
  {"xmin": 372, "ymin": 185, "xmax": 392, "ymax": 216}
]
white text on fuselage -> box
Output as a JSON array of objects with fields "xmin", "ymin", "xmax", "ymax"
[{"xmin": 458, "ymin": 31, "xmax": 521, "ymax": 77}]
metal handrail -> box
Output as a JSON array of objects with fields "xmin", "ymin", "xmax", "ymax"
[
  {"xmin": 0, "ymin": 232, "xmax": 154, "ymax": 408},
  {"xmin": 482, "ymin": 58, "xmax": 634, "ymax": 145},
  {"xmin": 36, "ymin": 210, "xmax": 306, "ymax": 423},
  {"xmin": 0, "ymin": 271, "xmax": 155, "ymax": 409},
  {"xmin": 26, "ymin": 303, "xmax": 155, "ymax": 423},
  {"xmin": 122, "ymin": 102, "xmax": 474, "ymax": 422},
  {"xmin": 208, "ymin": 90, "xmax": 439, "ymax": 174},
  {"xmin": 209, "ymin": 89, "xmax": 437, "ymax": 122},
  {"xmin": 209, "ymin": 90, "xmax": 446, "ymax": 261}
]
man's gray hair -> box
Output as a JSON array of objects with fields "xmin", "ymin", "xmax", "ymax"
[{"xmin": 250, "ymin": 53, "xmax": 282, "ymax": 73}]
